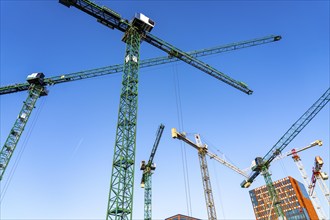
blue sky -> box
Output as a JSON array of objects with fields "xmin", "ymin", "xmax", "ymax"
[{"xmin": 0, "ymin": 0, "xmax": 329, "ymax": 219}]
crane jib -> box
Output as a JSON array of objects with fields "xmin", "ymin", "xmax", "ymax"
[
  {"xmin": 242, "ymin": 87, "xmax": 330, "ymax": 187},
  {"xmin": 59, "ymin": 0, "xmax": 254, "ymax": 95},
  {"xmin": 0, "ymin": 34, "xmax": 281, "ymax": 96}
]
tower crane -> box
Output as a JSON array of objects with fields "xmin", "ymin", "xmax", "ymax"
[
  {"xmin": 310, "ymin": 156, "xmax": 330, "ymax": 205},
  {"xmin": 0, "ymin": 73, "xmax": 48, "ymax": 180},
  {"xmin": 171, "ymin": 128, "xmax": 248, "ymax": 220},
  {"xmin": 0, "ymin": 35, "xmax": 280, "ymax": 184},
  {"xmin": 0, "ymin": 35, "xmax": 280, "ymax": 96},
  {"xmin": 0, "ymin": 34, "xmax": 280, "ymax": 181},
  {"xmin": 241, "ymin": 87, "xmax": 330, "ymax": 219},
  {"xmin": 273, "ymin": 140, "xmax": 327, "ymax": 220},
  {"xmin": 57, "ymin": 0, "xmax": 280, "ymax": 219},
  {"xmin": 140, "ymin": 124, "xmax": 165, "ymax": 220}
]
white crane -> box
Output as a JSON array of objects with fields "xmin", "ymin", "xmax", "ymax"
[{"xmin": 282, "ymin": 140, "xmax": 327, "ymax": 220}]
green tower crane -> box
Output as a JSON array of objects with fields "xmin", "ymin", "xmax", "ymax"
[
  {"xmin": 140, "ymin": 124, "xmax": 165, "ymax": 220},
  {"xmin": 171, "ymin": 128, "xmax": 249, "ymax": 220},
  {"xmin": 0, "ymin": 73, "xmax": 48, "ymax": 180},
  {"xmin": 57, "ymin": 1, "xmax": 284, "ymax": 219},
  {"xmin": 0, "ymin": 34, "xmax": 280, "ymax": 96},
  {"xmin": 241, "ymin": 87, "xmax": 330, "ymax": 219},
  {"xmin": 58, "ymin": 0, "xmax": 263, "ymax": 219},
  {"xmin": 1, "ymin": 0, "xmax": 281, "ymax": 218},
  {"xmin": 0, "ymin": 34, "xmax": 280, "ymax": 181}
]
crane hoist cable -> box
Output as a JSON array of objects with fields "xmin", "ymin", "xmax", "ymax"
[
  {"xmin": 201, "ymin": 135, "xmax": 244, "ymax": 173},
  {"xmin": 172, "ymin": 64, "xmax": 193, "ymax": 216}
]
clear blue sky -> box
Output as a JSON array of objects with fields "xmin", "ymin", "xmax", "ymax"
[{"xmin": 0, "ymin": 0, "xmax": 329, "ymax": 219}]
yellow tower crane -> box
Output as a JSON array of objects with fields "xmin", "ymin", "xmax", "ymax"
[{"xmin": 171, "ymin": 128, "xmax": 248, "ymax": 220}]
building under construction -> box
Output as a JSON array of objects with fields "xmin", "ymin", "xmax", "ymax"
[{"xmin": 249, "ymin": 176, "xmax": 318, "ymax": 220}]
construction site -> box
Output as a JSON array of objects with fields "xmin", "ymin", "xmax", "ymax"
[{"xmin": 0, "ymin": 1, "xmax": 329, "ymax": 220}]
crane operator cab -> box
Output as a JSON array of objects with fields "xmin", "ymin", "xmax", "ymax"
[
  {"xmin": 131, "ymin": 13, "xmax": 155, "ymax": 32},
  {"xmin": 122, "ymin": 13, "xmax": 155, "ymax": 43},
  {"xmin": 26, "ymin": 72, "xmax": 45, "ymax": 85},
  {"xmin": 26, "ymin": 72, "xmax": 49, "ymax": 96}
]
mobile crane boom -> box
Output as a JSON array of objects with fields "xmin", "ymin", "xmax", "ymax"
[
  {"xmin": 140, "ymin": 124, "xmax": 165, "ymax": 220},
  {"xmin": 0, "ymin": 35, "xmax": 280, "ymax": 96}
]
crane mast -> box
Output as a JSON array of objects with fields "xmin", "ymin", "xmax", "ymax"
[
  {"xmin": 194, "ymin": 134, "xmax": 218, "ymax": 220},
  {"xmin": 106, "ymin": 24, "xmax": 141, "ymax": 219},
  {"xmin": 315, "ymin": 176, "xmax": 330, "ymax": 205},
  {"xmin": 140, "ymin": 124, "xmax": 165, "ymax": 220},
  {"xmin": 0, "ymin": 73, "xmax": 48, "ymax": 180},
  {"xmin": 241, "ymin": 87, "xmax": 330, "ymax": 220},
  {"xmin": 171, "ymin": 128, "xmax": 249, "ymax": 220}
]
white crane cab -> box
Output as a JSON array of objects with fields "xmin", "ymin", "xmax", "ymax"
[{"xmin": 131, "ymin": 13, "xmax": 155, "ymax": 32}]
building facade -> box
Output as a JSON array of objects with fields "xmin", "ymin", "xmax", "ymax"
[{"xmin": 249, "ymin": 176, "xmax": 318, "ymax": 220}]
